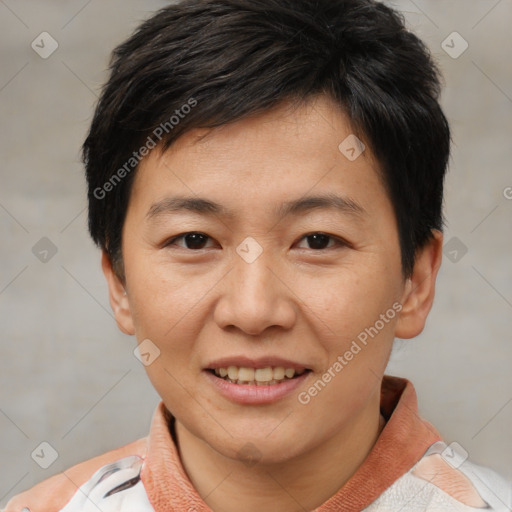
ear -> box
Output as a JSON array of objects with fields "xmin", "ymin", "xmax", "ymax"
[
  {"xmin": 101, "ymin": 250, "xmax": 135, "ymax": 336},
  {"xmin": 395, "ymin": 230, "xmax": 443, "ymax": 339}
]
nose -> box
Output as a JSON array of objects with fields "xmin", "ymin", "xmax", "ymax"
[{"xmin": 213, "ymin": 252, "xmax": 297, "ymax": 336}]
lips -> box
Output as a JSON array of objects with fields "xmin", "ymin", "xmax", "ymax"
[
  {"xmin": 204, "ymin": 368, "xmax": 311, "ymax": 404},
  {"xmin": 203, "ymin": 356, "xmax": 312, "ymax": 404}
]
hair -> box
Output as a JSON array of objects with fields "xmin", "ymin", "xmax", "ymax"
[{"xmin": 83, "ymin": 0, "xmax": 451, "ymax": 280}]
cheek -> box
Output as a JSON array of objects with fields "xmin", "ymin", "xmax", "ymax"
[
  {"xmin": 123, "ymin": 268, "xmax": 206, "ymax": 400},
  {"xmin": 305, "ymin": 266, "xmax": 399, "ymax": 342},
  {"xmin": 126, "ymin": 262, "xmax": 206, "ymax": 412},
  {"xmin": 126, "ymin": 253, "xmax": 204, "ymax": 336}
]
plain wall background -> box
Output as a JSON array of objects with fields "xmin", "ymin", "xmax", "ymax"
[{"xmin": 0, "ymin": 0, "xmax": 511, "ymax": 505}]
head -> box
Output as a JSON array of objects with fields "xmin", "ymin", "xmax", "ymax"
[{"xmin": 84, "ymin": 0, "xmax": 449, "ymax": 464}]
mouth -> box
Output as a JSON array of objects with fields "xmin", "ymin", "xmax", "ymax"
[
  {"xmin": 206, "ymin": 366, "xmax": 311, "ymax": 386},
  {"xmin": 203, "ymin": 357, "xmax": 313, "ymax": 404}
]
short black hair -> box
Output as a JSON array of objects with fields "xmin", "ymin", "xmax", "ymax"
[{"xmin": 83, "ymin": 0, "xmax": 450, "ymax": 280}]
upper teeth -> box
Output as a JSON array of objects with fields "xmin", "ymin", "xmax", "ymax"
[{"xmin": 214, "ymin": 366, "xmax": 305, "ymax": 385}]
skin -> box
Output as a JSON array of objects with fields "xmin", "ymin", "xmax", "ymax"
[{"xmin": 102, "ymin": 94, "xmax": 443, "ymax": 512}]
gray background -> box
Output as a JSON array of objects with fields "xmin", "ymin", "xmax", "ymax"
[{"xmin": 0, "ymin": 0, "xmax": 511, "ymax": 505}]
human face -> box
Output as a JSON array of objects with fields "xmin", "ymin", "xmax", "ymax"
[{"xmin": 108, "ymin": 95, "xmax": 423, "ymax": 464}]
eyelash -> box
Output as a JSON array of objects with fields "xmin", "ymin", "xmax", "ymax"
[{"xmin": 164, "ymin": 232, "xmax": 349, "ymax": 251}]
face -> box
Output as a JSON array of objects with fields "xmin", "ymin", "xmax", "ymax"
[{"xmin": 104, "ymin": 94, "xmax": 441, "ymax": 465}]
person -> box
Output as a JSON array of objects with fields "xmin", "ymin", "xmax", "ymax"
[{"xmin": 4, "ymin": 0, "xmax": 511, "ymax": 510}]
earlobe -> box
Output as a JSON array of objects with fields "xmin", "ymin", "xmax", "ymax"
[
  {"xmin": 395, "ymin": 230, "xmax": 443, "ymax": 339},
  {"xmin": 101, "ymin": 251, "xmax": 135, "ymax": 336}
]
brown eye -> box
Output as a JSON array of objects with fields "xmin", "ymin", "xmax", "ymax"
[
  {"xmin": 296, "ymin": 233, "xmax": 344, "ymax": 250},
  {"xmin": 168, "ymin": 232, "xmax": 213, "ymax": 250}
]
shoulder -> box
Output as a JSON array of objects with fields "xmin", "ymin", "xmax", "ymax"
[
  {"xmin": 368, "ymin": 440, "xmax": 512, "ymax": 511},
  {"xmin": 411, "ymin": 441, "xmax": 511, "ymax": 510},
  {"xmin": 3, "ymin": 438, "xmax": 147, "ymax": 512}
]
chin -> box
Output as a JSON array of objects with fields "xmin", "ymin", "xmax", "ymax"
[{"xmin": 210, "ymin": 429, "xmax": 309, "ymax": 467}]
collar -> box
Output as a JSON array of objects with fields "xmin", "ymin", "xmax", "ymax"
[{"xmin": 140, "ymin": 375, "xmax": 442, "ymax": 512}]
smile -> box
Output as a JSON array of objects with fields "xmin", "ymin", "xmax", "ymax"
[
  {"xmin": 204, "ymin": 364, "xmax": 312, "ymax": 405},
  {"xmin": 209, "ymin": 366, "xmax": 308, "ymax": 385}
]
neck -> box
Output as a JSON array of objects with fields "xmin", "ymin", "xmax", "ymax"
[{"xmin": 174, "ymin": 389, "xmax": 385, "ymax": 512}]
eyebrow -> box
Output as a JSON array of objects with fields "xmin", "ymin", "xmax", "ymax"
[{"xmin": 146, "ymin": 193, "xmax": 366, "ymax": 222}]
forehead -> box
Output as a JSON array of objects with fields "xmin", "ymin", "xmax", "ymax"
[{"xmin": 128, "ymin": 95, "xmax": 391, "ymax": 225}]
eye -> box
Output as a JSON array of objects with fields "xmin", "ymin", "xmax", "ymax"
[
  {"xmin": 164, "ymin": 232, "xmax": 348, "ymax": 251},
  {"xmin": 165, "ymin": 232, "xmax": 215, "ymax": 250},
  {"xmin": 295, "ymin": 233, "xmax": 346, "ymax": 250}
]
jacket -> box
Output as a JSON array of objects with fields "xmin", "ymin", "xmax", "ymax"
[{"xmin": 4, "ymin": 376, "xmax": 511, "ymax": 511}]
